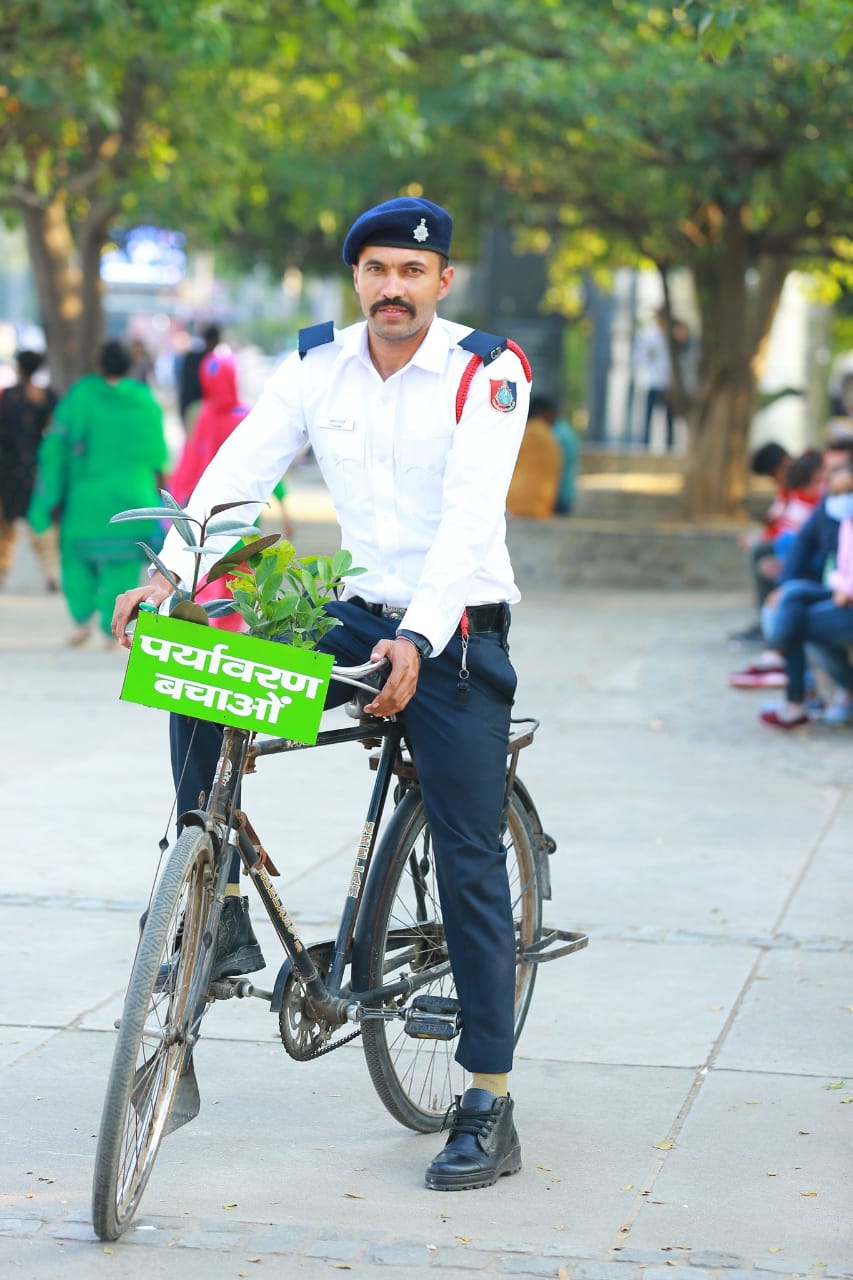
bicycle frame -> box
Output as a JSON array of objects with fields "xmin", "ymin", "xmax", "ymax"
[{"xmin": 178, "ymin": 709, "xmax": 448, "ymax": 1035}]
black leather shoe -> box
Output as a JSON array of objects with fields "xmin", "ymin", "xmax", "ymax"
[
  {"xmin": 425, "ymin": 1088, "xmax": 522, "ymax": 1191},
  {"xmin": 210, "ymin": 895, "xmax": 265, "ymax": 980},
  {"xmin": 154, "ymin": 895, "xmax": 265, "ymax": 991}
]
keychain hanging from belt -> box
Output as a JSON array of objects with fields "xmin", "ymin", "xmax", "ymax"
[{"xmin": 457, "ymin": 608, "xmax": 470, "ymax": 706}]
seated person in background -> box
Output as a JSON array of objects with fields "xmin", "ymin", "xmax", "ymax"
[
  {"xmin": 506, "ymin": 397, "xmax": 563, "ymax": 519},
  {"xmin": 760, "ymin": 452, "xmax": 853, "ymax": 729},
  {"xmin": 523, "ymin": 395, "xmax": 580, "ymax": 516},
  {"xmin": 728, "ymin": 449, "xmax": 824, "ymax": 688},
  {"xmin": 730, "ymin": 441, "xmax": 792, "ymax": 644}
]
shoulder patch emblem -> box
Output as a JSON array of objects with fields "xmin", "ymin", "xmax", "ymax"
[{"xmin": 489, "ymin": 379, "xmax": 517, "ymax": 413}]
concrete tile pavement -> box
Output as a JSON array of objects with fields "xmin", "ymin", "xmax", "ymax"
[{"xmin": 1, "ymin": 530, "xmax": 851, "ymax": 1278}]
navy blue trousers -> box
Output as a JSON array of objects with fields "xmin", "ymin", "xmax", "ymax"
[{"xmin": 168, "ymin": 600, "xmax": 519, "ymax": 1073}]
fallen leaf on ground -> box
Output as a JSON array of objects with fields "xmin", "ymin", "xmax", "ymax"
[
  {"xmin": 825, "ymin": 1080, "xmax": 846, "ymax": 1090},
  {"xmin": 537, "ymin": 1163, "xmax": 552, "ymax": 1171},
  {"xmin": 655, "ymin": 1140, "xmax": 675, "ymax": 1150},
  {"xmin": 769, "ymin": 1247, "xmax": 782, "ymax": 1253},
  {"xmin": 801, "ymin": 1191, "xmax": 818, "ymax": 1197},
  {"xmin": 799, "ymin": 1130, "xmax": 811, "ymax": 1135},
  {"xmin": 222, "ymin": 1202, "xmax": 238, "ymax": 1210},
  {"xmin": 623, "ymin": 1184, "xmax": 634, "ymax": 1191},
  {"xmin": 343, "ymin": 1192, "xmax": 364, "ymax": 1199},
  {"xmin": 767, "ymin": 1172, "xmax": 777, "ymax": 1177},
  {"xmin": 554, "ymin": 1224, "xmax": 566, "ymax": 1231}
]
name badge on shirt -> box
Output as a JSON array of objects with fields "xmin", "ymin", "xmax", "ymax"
[{"xmin": 319, "ymin": 416, "xmax": 357, "ymax": 432}]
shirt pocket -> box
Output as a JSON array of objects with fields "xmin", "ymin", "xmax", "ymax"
[
  {"xmin": 394, "ymin": 432, "xmax": 452, "ymax": 505},
  {"xmin": 313, "ymin": 421, "xmax": 366, "ymax": 503}
]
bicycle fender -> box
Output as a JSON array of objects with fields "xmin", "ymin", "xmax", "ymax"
[
  {"xmin": 176, "ymin": 808, "xmax": 219, "ymax": 838},
  {"xmin": 270, "ymin": 957, "xmax": 293, "ymax": 1015},
  {"xmin": 511, "ymin": 778, "xmax": 554, "ymax": 901}
]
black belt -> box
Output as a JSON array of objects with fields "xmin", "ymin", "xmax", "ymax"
[{"xmin": 349, "ymin": 597, "xmax": 507, "ymax": 634}]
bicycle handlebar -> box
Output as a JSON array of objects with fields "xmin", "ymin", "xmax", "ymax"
[{"xmin": 329, "ymin": 657, "xmax": 391, "ymax": 696}]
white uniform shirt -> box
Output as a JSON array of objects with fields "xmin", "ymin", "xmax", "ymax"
[{"xmin": 161, "ymin": 317, "xmax": 531, "ymax": 656}]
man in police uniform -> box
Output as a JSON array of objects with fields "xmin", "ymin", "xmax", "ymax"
[{"xmin": 113, "ymin": 197, "xmax": 532, "ymax": 1192}]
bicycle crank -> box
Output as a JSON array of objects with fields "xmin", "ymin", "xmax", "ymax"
[{"xmin": 277, "ymin": 943, "xmax": 356, "ymax": 1060}]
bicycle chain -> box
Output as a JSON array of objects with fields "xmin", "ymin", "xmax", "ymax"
[{"xmin": 306, "ymin": 1025, "xmax": 362, "ymax": 1059}]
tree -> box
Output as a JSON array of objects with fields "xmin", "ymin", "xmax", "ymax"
[
  {"xmin": 0, "ymin": 0, "xmax": 415, "ymax": 391},
  {"xmin": 397, "ymin": 0, "xmax": 853, "ymax": 516}
]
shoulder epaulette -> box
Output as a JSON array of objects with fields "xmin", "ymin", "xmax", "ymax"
[
  {"xmin": 455, "ymin": 330, "xmax": 533, "ymax": 423},
  {"xmin": 458, "ymin": 330, "xmax": 508, "ymax": 366},
  {"xmin": 298, "ymin": 321, "xmax": 336, "ymax": 360}
]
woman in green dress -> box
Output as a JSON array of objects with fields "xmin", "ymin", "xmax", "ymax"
[{"xmin": 28, "ymin": 340, "xmax": 168, "ymax": 644}]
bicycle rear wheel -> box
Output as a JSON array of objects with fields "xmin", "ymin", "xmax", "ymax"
[
  {"xmin": 355, "ymin": 785, "xmax": 543, "ymax": 1133},
  {"xmin": 92, "ymin": 827, "xmax": 214, "ymax": 1240}
]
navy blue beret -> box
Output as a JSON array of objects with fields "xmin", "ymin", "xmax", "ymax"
[{"xmin": 342, "ymin": 197, "xmax": 453, "ymax": 266}]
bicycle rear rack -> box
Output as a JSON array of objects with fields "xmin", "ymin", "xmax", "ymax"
[{"xmin": 521, "ymin": 928, "xmax": 589, "ymax": 963}]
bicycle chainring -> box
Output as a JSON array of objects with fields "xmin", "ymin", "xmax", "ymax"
[{"xmin": 277, "ymin": 945, "xmax": 359, "ymax": 1061}]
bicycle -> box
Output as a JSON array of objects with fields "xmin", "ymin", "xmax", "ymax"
[{"xmin": 91, "ymin": 658, "xmax": 588, "ymax": 1241}]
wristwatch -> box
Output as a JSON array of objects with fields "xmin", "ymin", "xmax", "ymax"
[{"xmin": 396, "ymin": 628, "xmax": 433, "ymax": 663}]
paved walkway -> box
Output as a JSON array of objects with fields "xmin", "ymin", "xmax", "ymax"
[{"xmin": 1, "ymin": 524, "xmax": 851, "ymax": 1279}]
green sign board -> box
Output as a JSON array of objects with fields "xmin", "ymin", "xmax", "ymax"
[{"xmin": 121, "ymin": 612, "xmax": 333, "ymax": 743}]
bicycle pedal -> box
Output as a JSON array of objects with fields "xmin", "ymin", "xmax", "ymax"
[{"xmin": 404, "ymin": 995, "xmax": 461, "ymax": 1040}]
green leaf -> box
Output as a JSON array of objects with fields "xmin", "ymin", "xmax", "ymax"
[
  {"xmin": 208, "ymin": 500, "xmax": 262, "ymax": 517},
  {"xmin": 138, "ymin": 543, "xmax": 182, "ymax": 591},
  {"xmin": 331, "ymin": 549, "xmax": 353, "ymax": 576},
  {"xmin": 260, "ymin": 570, "xmax": 284, "ymax": 603},
  {"xmin": 111, "ymin": 506, "xmax": 184, "ymax": 522},
  {"xmin": 202, "ymin": 599, "xmax": 238, "ymax": 618},
  {"xmin": 158, "ymin": 490, "xmax": 199, "ymax": 546},
  {"xmin": 169, "ymin": 599, "xmax": 210, "ymax": 625},
  {"xmin": 255, "ymin": 554, "xmax": 280, "ymax": 584},
  {"xmin": 205, "ymin": 533, "xmax": 280, "ymax": 581},
  {"xmin": 204, "ymin": 519, "xmax": 264, "ymax": 539}
]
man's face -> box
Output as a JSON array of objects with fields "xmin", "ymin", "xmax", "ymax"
[{"xmin": 352, "ymin": 246, "xmax": 454, "ymax": 343}]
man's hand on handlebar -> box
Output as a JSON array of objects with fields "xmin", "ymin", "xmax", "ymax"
[
  {"xmin": 111, "ymin": 572, "xmax": 175, "ymax": 649},
  {"xmin": 363, "ymin": 637, "xmax": 421, "ymax": 717}
]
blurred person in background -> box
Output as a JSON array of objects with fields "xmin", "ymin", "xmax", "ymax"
[
  {"xmin": 0, "ymin": 349, "xmax": 59, "ymax": 592},
  {"xmin": 506, "ymin": 396, "xmax": 563, "ymax": 518},
  {"xmin": 27, "ymin": 339, "xmax": 168, "ymax": 645}
]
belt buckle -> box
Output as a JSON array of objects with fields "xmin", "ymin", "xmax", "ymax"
[{"xmin": 382, "ymin": 606, "xmax": 406, "ymax": 621}]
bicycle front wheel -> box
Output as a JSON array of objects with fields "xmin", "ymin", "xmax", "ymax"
[
  {"xmin": 355, "ymin": 785, "xmax": 543, "ymax": 1133},
  {"xmin": 92, "ymin": 827, "xmax": 214, "ymax": 1240}
]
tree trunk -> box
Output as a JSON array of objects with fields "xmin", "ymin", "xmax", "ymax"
[
  {"xmin": 20, "ymin": 197, "xmax": 83, "ymax": 395},
  {"xmin": 682, "ymin": 216, "xmax": 789, "ymax": 518},
  {"xmin": 19, "ymin": 195, "xmax": 113, "ymax": 395}
]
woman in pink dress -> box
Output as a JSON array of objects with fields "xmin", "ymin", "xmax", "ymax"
[{"xmin": 170, "ymin": 344, "xmax": 251, "ymax": 630}]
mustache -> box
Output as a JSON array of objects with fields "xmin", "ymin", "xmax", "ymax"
[{"xmin": 370, "ymin": 297, "xmax": 415, "ymax": 317}]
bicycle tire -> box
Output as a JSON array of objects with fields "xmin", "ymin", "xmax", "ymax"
[
  {"xmin": 355, "ymin": 783, "xmax": 543, "ymax": 1133},
  {"xmin": 92, "ymin": 827, "xmax": 214, "ymax": 1240}
]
